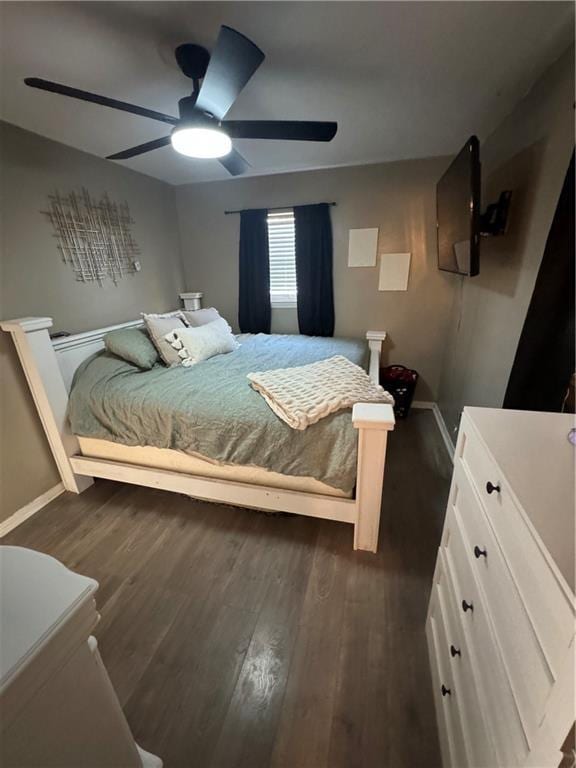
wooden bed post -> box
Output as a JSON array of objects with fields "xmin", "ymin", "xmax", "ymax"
[
  {"xmin": 352, "ymin": 403, "xmax": 395, "ymax": 552},
  {"xmin": 1, "ymin": 318, "xmax": 93, "ymax": 494},
  {"xmin": 366, "ymin": 330, "xmax": 387, "ymax": 384}
]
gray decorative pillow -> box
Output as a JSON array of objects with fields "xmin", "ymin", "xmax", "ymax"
[
  {"xmin": 142, "ymin": 311, "xmax": 187, "ymax": 366},
  {"xmin": 181, "ymin": 307, "xmax": 222, "ymax": 327},
  {"xmin": 104, "ymin": 328, "xmax": 159, "ymax": 370}
]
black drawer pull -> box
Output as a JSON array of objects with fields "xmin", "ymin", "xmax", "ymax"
[
  {"xmin": 450, "ymin": 645, "xmax": 461, "ymax": 658},
  {"xmin": 474, "ymin": 545, "xmax": 487, "ymax": 559},
  {"xmin": 486, "ymin": 481, "xmax": 500, "ymax": 495},
  {"xmin": 462, "ymin": 599, "xmax": 474, "ymax": 613},
  {"xmin": 441, "ymin": 684, "xmax": 451, "ymax": 697}
]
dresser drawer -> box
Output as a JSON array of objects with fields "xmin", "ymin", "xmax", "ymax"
[
  {"xmin": 451, "ymin": 459, "xmax": 559, "ymax": 740},
  {"xmin": 427, "ymin": 558, "xmax": 469, "ymax": 768},
  {"xmin": 442, "ymin": 505, "xmax": 530, "ymax": 766},
  {"xmin": 458, "ymin": 414, "xmax": 505, "ymax": 518},
  {"xmin": 437, "ymin": 549, "xmax": 498, "ymax": 768},
  {"xmin": 457, "ymin": 416, "xmax": 575, "ymax": 672}
]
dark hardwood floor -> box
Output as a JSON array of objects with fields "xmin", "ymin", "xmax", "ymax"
[{"xmin": 3, "ymin": 409, "xmax": 452, "ymax": 768}]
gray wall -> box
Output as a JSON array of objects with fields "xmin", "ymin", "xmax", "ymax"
[
  {"xmin": 0, "ymin": 122, "xmax": 184, "ymax": 521},
  {"xmin": 438, "ymin": 46, "xmax": 575, "ymax": 438},
  {"xmin": 176, "ymin": 157, "xmax": 454, "ymax": 400}
]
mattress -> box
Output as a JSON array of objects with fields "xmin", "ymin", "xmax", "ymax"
[{"xmin": 77, "ymin": 437, "xmax": 350, "ymax": 498}]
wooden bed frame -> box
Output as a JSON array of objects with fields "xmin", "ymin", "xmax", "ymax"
[{"xmin": 1, "ymin": 299, "xmax": 394, "ymax": 552}]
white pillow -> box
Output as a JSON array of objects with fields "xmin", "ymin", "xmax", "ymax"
[{"xmin": 164, "ymin": 317, "xmax": 239, "ymax": 367}]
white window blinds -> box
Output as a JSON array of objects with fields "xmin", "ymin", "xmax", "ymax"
[{"xmin": 267, "ymin": 209, "xmax": 297, "ymax": 307}]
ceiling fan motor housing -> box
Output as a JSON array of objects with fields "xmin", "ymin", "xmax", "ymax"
[
  {"xmin": 178, "ymin": 95, "xmax": 198, "ymax": 119},
  {"xmin": 177, "ymin": 96, "xmax": 220, "ymax": 129}
]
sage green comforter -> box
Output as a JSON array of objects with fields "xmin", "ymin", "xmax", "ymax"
[{"xmin": 68, "ymin": 333, "xmax": 368, "ymax": 493}]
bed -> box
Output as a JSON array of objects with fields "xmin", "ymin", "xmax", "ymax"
[{"xmin": 1, "ymin": 294, "xmax": 394, "ymax": 552}]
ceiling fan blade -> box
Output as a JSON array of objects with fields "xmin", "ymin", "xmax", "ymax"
[
  {"xmin": 223, "ymin": 120, "xmax": 338, "ymax": 142},
  {"xmin": 195, "ymin": 26, "xmax": 265, "ymax": 120},
  {"xmin": 218, "ymin": 147, "xmax": 250, "ymax": 176},
  {"xmin": 107, "ymin": 136, "xmax": 172, "ymax": 160},
  {"xmin": 24, "ymin": 78, "xmax": 178, "ymax": 126}
]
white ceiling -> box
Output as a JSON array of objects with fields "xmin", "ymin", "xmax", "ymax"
[{"xmin": 1, "ymin": 1, "xmax": 573, "ymax": 185}]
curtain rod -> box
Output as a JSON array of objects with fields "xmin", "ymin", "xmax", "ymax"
[{"xmin": 224, "ymin": 202, "xmax": 337, "ymax": 215}]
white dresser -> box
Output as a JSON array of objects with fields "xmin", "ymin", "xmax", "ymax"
[
  {"xmin": 427, "ymin": 407, "xmax": 575, "ymax": 768},
  {"xmin": 0, "ymin": 546, "xmax": 162, "ymax": 768}
]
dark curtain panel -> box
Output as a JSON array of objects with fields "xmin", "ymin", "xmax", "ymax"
[
  {"xmin": 504, "ymin": 151, "xmax": 575, "ymax": 411},
  {"xmin": 294, "ymin": 203, "xmax": 335, "ymax": 336},
  {"xmin": 238, "ymin": 208, "xmax": 271, "ymax": 334}
]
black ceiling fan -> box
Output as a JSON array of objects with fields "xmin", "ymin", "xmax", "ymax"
[{"xmin": 24, "ymin": 25, "xmax": 338, "ymax": 176}]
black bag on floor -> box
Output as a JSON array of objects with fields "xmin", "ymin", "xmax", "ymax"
[{"xmin": 380, "ymin": 365, "xmax": 419, "ymax": 418}]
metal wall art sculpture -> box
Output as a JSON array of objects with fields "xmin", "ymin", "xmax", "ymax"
[{"xmin": 43, "ymin": 188, "xmax": 141, "ymax": 285}]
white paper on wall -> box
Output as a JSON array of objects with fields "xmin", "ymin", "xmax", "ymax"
[
  {"xmin": 348, "ymin": 228, "xmax": 379, "ymax": 267},
  {"xmin": 378, "ymin": 252, "xmax": 411, "ymax": 291}
]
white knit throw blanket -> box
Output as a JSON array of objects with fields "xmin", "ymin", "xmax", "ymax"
[{"xmin": 247, "ymin": 355, "xmax": 394, "ymax": 430}]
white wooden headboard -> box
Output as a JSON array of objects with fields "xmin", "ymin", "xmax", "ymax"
[
  {"xmin": 52, "ymin": 319, "xmax": 144, "ymax": 392},
  {"xmin": 8, "ymin": 293, "xmax": 206, "ymax": 394},
  {"xmin": 52, "ymin": 293, "xmax": 205, "ymax": 390}
]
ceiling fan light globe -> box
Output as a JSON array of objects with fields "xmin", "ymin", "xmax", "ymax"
[{"xmin": 171, "ymin": 127, "xmax": 232, "ymax": 158}]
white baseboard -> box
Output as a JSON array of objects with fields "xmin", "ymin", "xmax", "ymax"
[
  {"xmin": 0, "ymin": 483, "xmax": 65, "ymax": 538},
  {"xmin": 412, "ymin": 401, "xmax": 455, "ymax": 461}
]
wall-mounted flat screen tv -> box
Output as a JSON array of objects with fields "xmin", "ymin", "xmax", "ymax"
[{"xmin": 437, "ymin": 135, "xmax": 481, "ymax": 276}]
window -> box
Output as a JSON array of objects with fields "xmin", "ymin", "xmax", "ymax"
[{"xmin": 267, "ymin": 209, "xmax": 297, "ymax": 307}]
